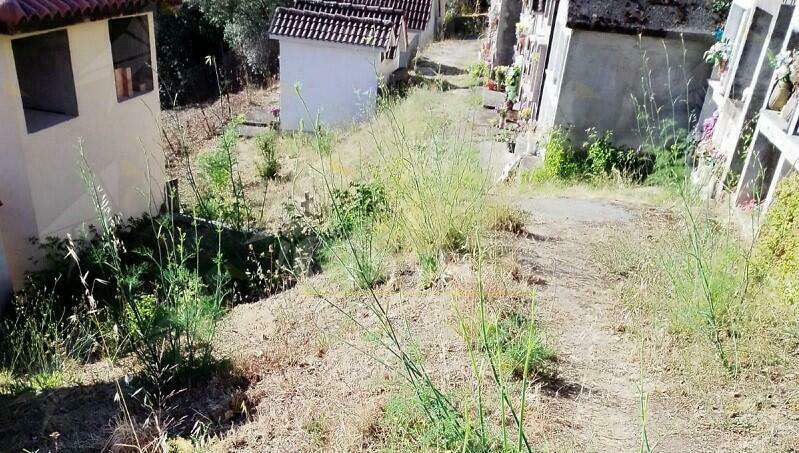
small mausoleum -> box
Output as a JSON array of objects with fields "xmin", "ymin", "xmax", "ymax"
[
  {"xmin": 269, "ymin": 0, "xmax": 408, "ymax": 131},
  {"xmin": 0, "ymin": 0, "xmax": 171, "ymax": 304},
  {"xmin": 530, "ymin": 0, "xmax": 717, "ymax": 147}
]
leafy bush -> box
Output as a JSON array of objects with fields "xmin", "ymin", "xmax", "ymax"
[
  {"xmin": 255, "ymin": 131, "xmax": 280, "ymax": 181},
  {"xmin": 711, "ymin": 0, "xmax": 732, "ymax": 15},
  {"xmin": 523, "ymin": 127, "xmax": 681, "ymax": 185},
  {"xmin": 190, "ymin": 0, "xmax": 280, "ymax": 74},
  {"xmin": 584, "ymin": 129, "xmax": 620, "ymax": 178},
  {"xmin": 504, "ymin": 65, "xmax": 522, "ymax": 101},
  {"xmin": 155, "ymin": 3, "xmax": 229, "ymax": 105},
  {"xmin": 645, "ymin": 132, "xmax": 693, "ymax": 187},
  {"xmin": 196, "ymin": 116, "xmax": 252, "ymax": 228},
  {"xmin": 524, "ymin": 128, "xmax": 583, "ymax": 182},
  {"xmin": 325, "ymin": 181, "xmax": 389, "ymax": 236},
  {"xmin": 468, "ymin": 62, "xmax": 490, "ymax": 83},
  {"xmin": 756, "ymin": 173, "xmax": 799, "ymax": 303},
  {"xmin": 493, "ymin": 65, "xmax": 509, "ymax": 88}
]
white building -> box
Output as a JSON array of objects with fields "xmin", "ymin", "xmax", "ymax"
[
  {"xmin": 335, "ymin": 0, "xmax": 441, "ymax": 65},
  {"xmin": 0, "ymin": 1, "xmax": 168, "ymax": 303},
  {"xmin": 694, "ymin": 0, "xmax": 799, "ymax": 213},
  {"xmin": 269, "ymin": 0, "xmax": 408, "ymax": 131},
  {"xmin": 524, "ymin": 0, "xmax": 716, "ymax": 148}
]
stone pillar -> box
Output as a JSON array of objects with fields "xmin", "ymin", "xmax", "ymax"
[{"xmin": 494, "ymin": 0, "xmax": 522, "ymax": 66}]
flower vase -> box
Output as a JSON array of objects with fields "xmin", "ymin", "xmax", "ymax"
[
  {"xmin": 768, "ymin": 80, "xmax": 793, "ymax": 111},
  {"xmin": 715, "ymin": 60, "xmax": 728, "ymax": 81}
]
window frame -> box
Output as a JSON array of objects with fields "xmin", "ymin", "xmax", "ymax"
[
  {"xmin": 11, "ymin": 28, "xmax": 80, "ymax": 134},
  {"xmin": 108, "ymin": 14, "xmax": 155, "ymax": 103}
]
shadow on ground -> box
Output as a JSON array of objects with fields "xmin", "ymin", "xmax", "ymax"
[{"xmin": 0, "ymin": 361, "xmax": 262, "ymax": 452}]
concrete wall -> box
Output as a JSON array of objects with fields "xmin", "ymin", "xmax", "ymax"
[
  {"xmin": 0, "ymin": 12, "xmax": 165, "ymax": 298},
  {"xmin": 401, "ymin": 1, "xmax": 438, "ymax": 67},
  {"xmin": 279, "ymin": 38, "xmax": 384, "ymax": 131},
  {"xmin": 546, "ymin": 29, "xmax": 714, "ymax": 148}
]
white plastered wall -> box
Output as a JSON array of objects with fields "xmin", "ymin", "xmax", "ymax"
[
  {"xmin": 278, "ymin": 38, "xmax": 385, "ymax": 131},
  {"xmin": 0, "ymin": 13, "xmax": 165, "ymax": 296}
]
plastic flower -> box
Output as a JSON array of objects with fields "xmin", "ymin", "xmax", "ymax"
[
  {"xmin": 704, "ymin": 39, "xmax": 731, "ymax": 64},
  {"xmin": 701, "ymin": 110, "xmax": 719, "ymax": 142}
]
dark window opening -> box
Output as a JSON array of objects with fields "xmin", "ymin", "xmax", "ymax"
[
  {"xmin": 12, "ymin": 30, "xmax": 79, "ymax": 134},
  {"xmin": 109, "ymin": 15, "xmax": 154, "ymax": 101}
]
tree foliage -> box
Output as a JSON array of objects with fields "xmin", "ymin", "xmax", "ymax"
[{"xmin": 188, "ymin": 0, "xmax": 283, "ymax": 75}]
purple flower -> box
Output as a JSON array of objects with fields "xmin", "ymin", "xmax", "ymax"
[
  {"xmin": 270, "ymin": 106, "xmax": 280, "ymax": 118},
  {"xmin": 701, "ymin": 110, "xmax": 719, "ymax": 142}
]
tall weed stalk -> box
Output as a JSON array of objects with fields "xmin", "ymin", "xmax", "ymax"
[{"xmin": 285, "ymin": 88, "xmax": 537, "ymax": 451}]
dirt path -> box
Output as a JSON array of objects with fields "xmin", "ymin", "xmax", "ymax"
[
  {"xmin": 508, "ymin": 196, "xmax": 712, "ymax": 450},
  {"xmin": 411, "ymin": 39, "xmax": 717, "ymax": 450}
]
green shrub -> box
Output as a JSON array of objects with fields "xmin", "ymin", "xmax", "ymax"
[
  {"xmin": 584, "ymin": 129, "xmax": 619, "ymax": 178},
  {"xmin": 196, "ymin": 116, "xmax": 252, "ymax": 228},
  {"xmin": 756, "ymin": 173, "xmax": 799, "ymax": 303},
  {"xmin": 255, "ymin": 131, "xmax": 280, "ymax": 181},
  {"xmin": 505, "ymin": 65, "xmax": 522, "ymax": 101},
  {"xmin": 645, "ymin": 133, "xmax": 693, "ymax": 187},
  {"xmin": 711, "ymin": 0, "xmax": 732, "ymax": 15},
  {"xmin": 325, "ymin": 181, "xmax": 389, "ymax": 236},
  {"xmin": 524, "ymin": 128, "xmax": 583, "ymax": 182},
  {"xmin": 468, "ymin": 62, "xmax": 490, "ymax": 83},
  {"xmin": 493, "ymin": 65, "xmax": 509, "ymax": 88}
]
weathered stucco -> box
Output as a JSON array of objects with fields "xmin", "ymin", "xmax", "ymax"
[
  {"xmin": 278, "ymin": 38, "xmax": 392, "ymax": 131},
  {"xmin": 0, "ymin": 13, "xmax": 165, "ymax": 301},
  {"xmin": 542, "ymin": 29, "xmax": 713, "ymax": 147}
]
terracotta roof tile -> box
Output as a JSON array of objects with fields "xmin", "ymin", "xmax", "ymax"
[
  {"xmin": 269, "ymin": 3, "xmax": 402, "ymax": 51},
  {"xmin": 0, "ymin": 0, "xmax": 175, "ymax": 34},
  {"xmin": 339, "ymin": 0, "xmax": 431, "ymax": 31}
]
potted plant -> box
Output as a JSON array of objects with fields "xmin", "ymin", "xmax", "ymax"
[
  {"xmin": 493, "ymin": 65, "xmax": 509, "ymax": 91},
  {"xmin": 768, "ymin": 50, "xmax": 794, "ymax": 110},
  {"xmin": 704, "ymin": 39, "xmax": 731, "ymax": 78},
  {"xmin": 505, "ymin": 64, "xmax": 522, "ymax": 103}
]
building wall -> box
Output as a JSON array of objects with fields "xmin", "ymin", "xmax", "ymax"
[
  {"xmin": 401, "ymin": 4, "xmax": 437, "ymax": 67},
  {"xmin": 0, "ymin": 40, "xmax": 30, "ymax": 302},
  {"xmin": 279, "ymin": 38, "xmax": 383, "ymax": 131},
  {"xmin": 418, "ymin": 0, "xmax": 438, "ymax": 48},
  {"xmin": 0, "ymin": 13, "xmax": 165, "ymax": 296},
  {"xmin": 543, "ymin": 29, "xmax": 713, "ymax": 147}
]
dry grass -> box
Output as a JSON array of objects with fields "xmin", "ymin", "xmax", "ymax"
[{"xmin": 592, "ymin": 201, "xmax": 799, "ymax": 449}]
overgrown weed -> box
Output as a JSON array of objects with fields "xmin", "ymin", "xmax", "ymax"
[
  {"xmin": 594, "ymin": 190, "xmax": 798, "ymax": 380},
  {"xmin": 286, "ymin": 86, "xmax": 546, "ymax": 451}
]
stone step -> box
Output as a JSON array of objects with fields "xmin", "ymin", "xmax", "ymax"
[
  {"xmin": 244, "ymin": 109, "xmax": 275, "ymax": 126},
  {"xmin": 480, "ymin": 87, "xmax": 506, "ymax": 110},
  {"xmin": 238, "ymin": 124, "xmax": 271, "ymax": 138}
]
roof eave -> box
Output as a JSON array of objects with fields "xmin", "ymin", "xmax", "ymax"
[
  {"xmin": 565, "ymin": 20, "xmax": 715, "ymax": 39},
  {"xmin": 0, "ymin": 0, "xmax": 177, "ymax": 35}
]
